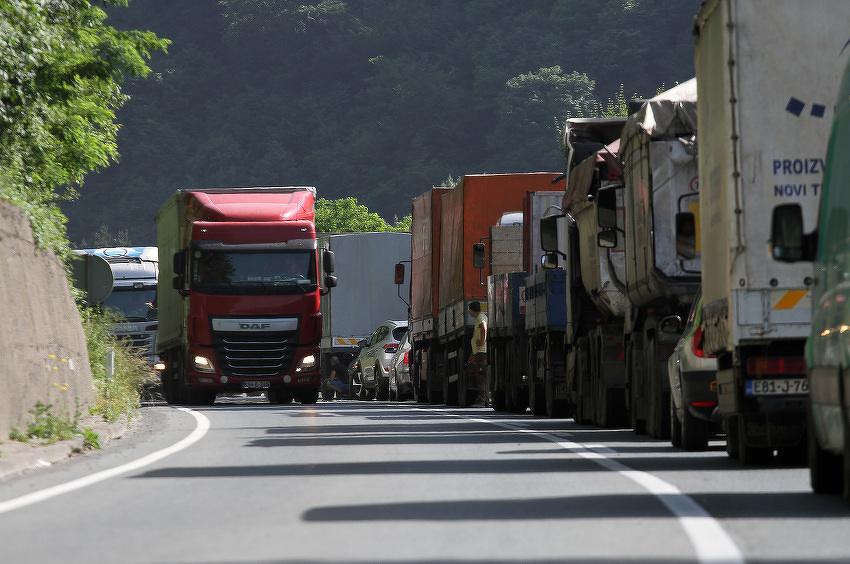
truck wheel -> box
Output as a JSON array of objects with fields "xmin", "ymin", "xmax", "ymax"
[
  {"xmin": 161, "ymin": 372, "xmax": 179, "ymax": 405},
  {"xmin": 297, "ymin": 389, "xmax": 319, "ymax": 405},
  {"xmin": 184, "ymin": 389, "xmax": 216, "ymax": 406},
  {"xmin": 808, "ymin": 410, "xmax": 843, "ymax": 493},
  {"xmin": 492, "ymin": 388, "xmax": 506, "ymax": 412},
  {"xmin": 670, "ymin": 398, "xmax": 682, "ymax": 448},
  {"xmin": 268, "ymin": 388, "xmax": 293, "ymax": 405},
  {"xmin": 738, "ymin": 418, "xmax": 772, "ymax": 466},
  {"xmin": 681, "ymin": 407, "xmax": 709, "ymax": 451}
]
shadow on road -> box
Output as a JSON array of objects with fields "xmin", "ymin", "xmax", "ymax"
[{"xmin": 295, "ymin": 492, "xmax": 850, "ymax": 521}]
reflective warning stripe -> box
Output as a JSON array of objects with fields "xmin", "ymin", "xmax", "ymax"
[
  {"xmin": 333, "ymin": 337, "xmax": 361, "ymax": 346},
  {"xmin": 773, "ymin": 290, "xmax": 808, "ymax": 310}
]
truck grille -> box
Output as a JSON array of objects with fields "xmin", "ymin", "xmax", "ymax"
[
  {"xmin": 212, "ymin": 331, "xmax": 297, "ymax": 378},
  {"xmin": 116, "ymin": 332, "xmax": 155, "ymax": 353}
]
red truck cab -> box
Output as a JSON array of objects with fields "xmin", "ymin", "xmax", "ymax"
[{"xmin": 156, "ymin": 187, "xmax": 335, "ymax": 405}]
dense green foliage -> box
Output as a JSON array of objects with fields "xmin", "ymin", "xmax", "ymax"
[
  {"xmin": 316, "ymin": 197, "xmax": 409, "ymax": 232},
  {"xmin": 82, "ymin": 307, "xmax": 155, "ymax": 422},
  {"xmin": 61, "ymin": 0, "xmax": 698, "ymax": 244},
  {"xmin": 0, "ymin": 0, "xmax": 166, "ymax": 255}
]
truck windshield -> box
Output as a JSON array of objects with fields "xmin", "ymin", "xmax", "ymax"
[
  {"xmin": 103, "ymin": 288, "xmax": 157, "ymax": 322},
  {"xmin": 191, "ymin": 250, "xmax": 316, "ymax": 294}
]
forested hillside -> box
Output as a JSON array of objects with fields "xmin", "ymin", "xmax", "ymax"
[{"xmin": 66, "ymin": 0, "xmax": 699, "ymax": 244}]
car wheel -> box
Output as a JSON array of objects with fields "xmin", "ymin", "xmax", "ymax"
[
  {"xmin": 376, "ymin": 364, "xmax": 389, "ymax": 400},
  {"xmin": 808, "ymin": 409, "xmax": 843, "ymax": 493},
  {"xmin": 351, "ymin": 369, "xmax": 366, "ymax": 400},
  {"xmin": 681, "ymin": 406, "xmax": 710, "ymax": 451},
  {"xmin": 670, "ymin": 396, "xmax": 682, "ymax": 448}
]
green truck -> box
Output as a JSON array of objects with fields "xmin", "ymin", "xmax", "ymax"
[{"xmin": 772, "ymin": 57, "xmax": 850, "ymax": 498}]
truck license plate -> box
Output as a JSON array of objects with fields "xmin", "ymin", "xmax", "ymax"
[
  {"xmin": 745, "ymin": 378, "xmax": 808, "ymax": 396},
  {"xmin": 241, "ymin": 381, "xmax": 271, "ymax": 389}
]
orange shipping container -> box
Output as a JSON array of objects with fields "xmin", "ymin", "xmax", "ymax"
[{"xmin": 438, "ymin": 173, "xmax": 565, "ymax": 338}]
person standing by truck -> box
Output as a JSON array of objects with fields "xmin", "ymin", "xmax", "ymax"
[{"xmin": 467, "ymin": 301, "xmax": 488, "ymax": 405}]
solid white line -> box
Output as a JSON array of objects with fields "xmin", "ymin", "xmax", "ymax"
[
  {"xmin": 0, "ymin": 407, "xmax": 210, "ymax": 515},
  {"xmin": 424, "ymin": 409, "xmax": 744, "ymax": 564}
]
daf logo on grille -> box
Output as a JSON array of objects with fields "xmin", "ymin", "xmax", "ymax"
[
  {"xmin": 211, "ymin": 317, "xmax": 299, "ymax": 332},
  {"xmin": 240, "ymin": 322, "xmax": 272, "ymax": 330}
]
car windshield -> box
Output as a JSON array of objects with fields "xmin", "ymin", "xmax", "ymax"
[
  {"xmin": 102, "ymin": 288, "xmax": 157, "ymax": 322},
  {"xmin": 191, "ymin": 250, "xmax": 316, "ymax": 294}
]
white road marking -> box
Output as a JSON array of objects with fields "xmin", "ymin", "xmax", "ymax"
[
  {"xmin": 0, "ymin": 407, "xmax": 210, "ymax": 515},
  {"xmin": 425, "ymin": 409, "xmax": 744, "ymax": 564}
]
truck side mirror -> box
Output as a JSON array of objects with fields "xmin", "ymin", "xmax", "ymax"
[
  {"xmin": 597, "ymin": 229, "xmax": 617, "ymax": 248},
  {"xmin": 394, "ymin": 263, "xmax": 405, "ymax": 285},
  {"xmin": 323, "ymin": 250, "xmax": 336, "ymax": 273},
  {"xmin": 172, "ymin": 250, "xmax": 186, "ymax": 293},
  {"xmin": 472, "ymin": 243, "xmax": 485, "ymax": 269},
  {"xmin": 540, "ymin": 215, "xmax": 559, "ymax": 252},
  {"xmin": 675, "ymin": 212, "xmax": 697, "ymax": 260},
  {"xmin": 541, "ymin": 252, "xmax": 559, "ymax": 270},
  {"xmin": 771, "ymin": 204, "xmax": 809, "ymax": 262},
  {"xmin": 597, "ymin": 188, "xmax": 617, "ymax": 228},
  {"xmin": 659, "ymin": 315, "xmax": 683, "ymax": 334},
  {"xmin": 324, "ymin": 274, "xmax": 338, "ymax": 289}
]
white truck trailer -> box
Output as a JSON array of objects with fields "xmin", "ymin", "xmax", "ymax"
[
  {"xmin": 318, "ymin": 232, "xmax": 411, "ymax": 395},
  {"xmin": 695, "ymin": 0, "xmax": 850, "ymax": 463}
]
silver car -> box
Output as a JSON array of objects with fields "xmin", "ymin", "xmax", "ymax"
[
  {"xmin": 389, "ymin": 330, "xmax": 413, "ymax": 401},
  {"xmin": 358, "ymin": 320, "xmax": 408, "ymax": 400},
  {"xmin": 666, "ymin": 292, "xmax": 719, "ymax": 451}
]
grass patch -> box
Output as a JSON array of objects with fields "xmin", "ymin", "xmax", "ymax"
[
  {"xmin": 81, "ymin": 308, "xmax": 155, "ymax": 422},
  {"xmin": 7, "ymin": 402, "xmax": 99, "ymax": 449}
]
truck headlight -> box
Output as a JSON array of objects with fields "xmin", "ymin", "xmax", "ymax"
[
  {"xmin": 295, "ymin": 354, "xmax": 317, "ymax": 372},
  {"xmin": 193, "ymin": 355, "xmax": 215, "ymax": 373}
]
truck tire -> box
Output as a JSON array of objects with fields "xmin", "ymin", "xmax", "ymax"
[
  {"xmin": 184, "ymin": 389, "xmax": 216, "ymax": 406},
  {"xmin": 444, "ymin": 347, "xmax": 459, "ymax": 406},
  {"xmin": 297, "ymin": 388, "xmax": 319, "ymax": 405},
  {"xmin": 544, "ymin": 336, "xmax": 569, "ymax": 418},
  {"xmin": 738, "ymin": 417, "xmax": 772, "ymax": 466},
  {"xmin": 268, "ymin": 388, "xmax": 293, "ymax": 405},
  {"xmin": 808, "ymin": 410, "xmax": 843, "ymax": 493}
]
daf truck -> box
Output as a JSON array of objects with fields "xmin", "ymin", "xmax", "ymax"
[
  {"xmin": 156, "ymin": 186, "xmax": 335, "ymax": 405},
  {"xmin": 696, "ymin": 0, "xmax": 850, "ymax": 463}
]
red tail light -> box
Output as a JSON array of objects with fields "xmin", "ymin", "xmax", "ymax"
[
  {"xmin": 746, "ymin": 356, "xmax": 806, "ymax": 375},
  {"xmin": 689, "ymin": 400, "xmax": 717, "ymax": 408},
  {"xmin": 384, "ymin": 344, "xmax": 398, "ymax": 354},
  {"xmin": 692, "ymin": 326, "xmax": 706, "ymax": 358},
  {"xmin": 402, "ymin": 350, "xmax": 410, "ymax": 365}
]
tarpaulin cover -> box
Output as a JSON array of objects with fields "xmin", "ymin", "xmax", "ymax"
[{"xmin": 621, "ymin": 78, "xmax": 697, "ymax": 144}]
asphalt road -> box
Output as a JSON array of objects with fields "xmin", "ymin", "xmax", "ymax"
[{"xmin": 1, "ymin": 398, "xmax": 849, "ymax": 564}]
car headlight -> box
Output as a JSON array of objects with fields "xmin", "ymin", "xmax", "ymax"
[
  {"xmin": 193, "ymin": 355, "xmax": 215, "ymax": 373},
  {"xmin": 295, "ymin": 354, "xmax": 317, "ymax": 372}
]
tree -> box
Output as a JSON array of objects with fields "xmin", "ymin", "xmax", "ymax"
[
  {"xmin": 315, "ymin": 197, "xmax": 408, "ymax": 233},
  {"xmin": 0, "ymin": 0, "xmax": 167, "ymax": 254}
]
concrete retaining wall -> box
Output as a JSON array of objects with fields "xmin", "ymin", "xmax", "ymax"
[{"xmin": 0, "ymin": 201, "xmax": 93, "ymax": 439}]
